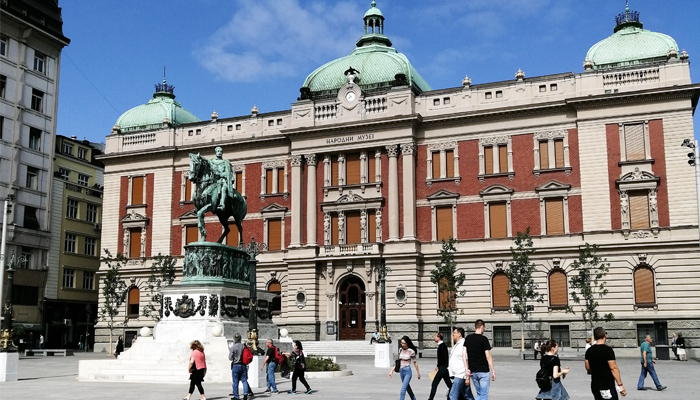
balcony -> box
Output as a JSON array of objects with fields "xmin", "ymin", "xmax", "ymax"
[{"xmin": 320, "ymin": 242, "xmax": 382, "ymax": 257}]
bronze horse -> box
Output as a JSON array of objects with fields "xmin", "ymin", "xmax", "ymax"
[{"xmin": 188, "ymin": 153, "xmax": 246, "ymax": 244}]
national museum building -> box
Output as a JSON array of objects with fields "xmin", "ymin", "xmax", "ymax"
[{"xmin": 95, "ymin": 3, "xmax": 700, "ymax": 354}]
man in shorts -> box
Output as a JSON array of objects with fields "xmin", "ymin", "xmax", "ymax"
[{"xmin": 585, "ymin": 327, "xmax": 627, "ymax": 400}]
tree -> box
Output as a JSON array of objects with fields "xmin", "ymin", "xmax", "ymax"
[
  {"xmin": 429, "ymin": 238, "xmax": 465, "ymax": 345},
  {"xmin": 567, "ymin": 243, "xmax": 614, "ymax": 347},
  {"xmin": 506, "ymin": 228, "xmax": 543, "ymax": 352},
  {"xmin": 142, "ymin": 253, "xmax": 177, "ymax": 321},
  {"xmin": 100, "ymin": 250, "xmax": 127, "ymax": 355}
]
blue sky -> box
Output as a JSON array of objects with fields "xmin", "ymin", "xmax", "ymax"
[{"xmin": 56, "ymin": 0, "xmax": 700, "ymax": 144}]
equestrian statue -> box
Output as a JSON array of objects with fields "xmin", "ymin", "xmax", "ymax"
[{"xmin": 188, "ymin": 147, "xmax": 246, "ymax": 244}]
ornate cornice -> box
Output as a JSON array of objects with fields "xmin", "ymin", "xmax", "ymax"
[
  {"xmin": 262, "ymin": 159, "xmax": 288, "ymax": 169},
  {"xmin": 479, "ymin": 136, "xmax": 510, "ymax": 146},
  {"xmin": 426, "ymin": 141, "xmax": 458, "ymax": 151}
]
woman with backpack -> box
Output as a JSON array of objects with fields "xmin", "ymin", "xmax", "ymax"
[
  {"xmin": 535, "ymin": 340, "xmax": 570, "ymax": 400},
  {"xmin": 284, "ymin": 340, "xmax": 312, "ymax": 394}
]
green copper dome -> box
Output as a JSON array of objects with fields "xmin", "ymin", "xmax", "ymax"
[
  {"xmin": 301, "ymin": 1, "xmax": 430, "ymax": 97},
  {"xmin": 115, "ymin": 80, "xmax": 200, "ymax": 133},
  {"xmin": 585, "ymin": 6, "xmax": 678, "ymax": 70}
]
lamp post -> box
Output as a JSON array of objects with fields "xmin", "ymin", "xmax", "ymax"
[
  {"xmin": 85, "ymin": 304, "xmax": 92, "ymax": 352},
  {"xmin": 681, "ymin": 139, "xmax": 700, "ymax": 253},
  {"xmin": 243, "ymin": 237, "xmax": 266, "ymax": 354},
  {"xmin": 375, "ymin": 258, "xmax": 391, "ymax": 343},
  {"xmin": 1, "ymin": 251, "xmax": 27, "ymax": 352},
  {"xmin": 0, "ymin": 195, "xmax": 15, "ymax": 325}
]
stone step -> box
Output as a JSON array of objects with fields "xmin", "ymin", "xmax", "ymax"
[{"xmin": 301, "ymin": 341, "xmax": 377, "ymax": 356}]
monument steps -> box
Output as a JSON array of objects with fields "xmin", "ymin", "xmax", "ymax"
[{"xmin": 301, "ymin": 340, "xmax": 377, "ymax": 356}]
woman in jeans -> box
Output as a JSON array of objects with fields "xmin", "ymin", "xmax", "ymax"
[
  {"xmin": 284, "ymin": 340, "xmax": 312, "ymax": 394},
  {"xmin": 535, "ymin": 340, "xmax": 570, "ymax": 400},
  {"xmin": 388, "ymin": 336, "xmax": 421, "ymax": 400}
]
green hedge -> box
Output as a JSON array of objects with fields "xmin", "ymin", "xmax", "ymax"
[{"xmin": 276, "ymin": 355, "xmax": 340, "ymax": 372}]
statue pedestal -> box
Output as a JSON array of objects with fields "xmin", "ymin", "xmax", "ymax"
[
  {"xmin": 0, "ymin": 352, "xmax": 19, "ymax": 382},
  {"xmin": 374, "ymin": 342, "xmax": 393, "ymax": 368}
]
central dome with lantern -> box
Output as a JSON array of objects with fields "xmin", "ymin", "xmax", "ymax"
[{"xmin": 300, "ymin": 1, "xmax": 431, "ymax": 99}]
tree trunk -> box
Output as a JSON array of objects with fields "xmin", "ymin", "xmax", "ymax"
[
  {"xmin": 520, "ymin": 318, "xmax": 525, "ymax": 351},
  {"xmin": 109, "ymin": 328, "xmax": 113, "ymax": 355}
]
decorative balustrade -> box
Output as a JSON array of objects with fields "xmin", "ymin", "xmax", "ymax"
[
  {"xmin": 123, "ymin": 132, "xmax": 157, "ymax": 146},
  {"xmin": 315, "ymin": 103, "xmax": 337, "ymax": 120},
  {"xmin": 363, "ymin": 97, "xmax": 387, "ymax": 114},
  {"xmin": 320, "ymin": 243, "xmax": 381, "ymax": 256},
  {"xmin": 602, "ymin": 68, "xmax": 659, "ymax": 87}
]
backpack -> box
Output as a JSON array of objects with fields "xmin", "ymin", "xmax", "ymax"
[
  {"xmin": 535, "ymin": 357, "xmax": 555, "ymax": 391},
  {"xmin": 242, "ymin": 345, "xmax": 254, "ymax": 365},
  {"xmin": 274, "ymin": 347, "xmax": 285, "ymax": 365}
]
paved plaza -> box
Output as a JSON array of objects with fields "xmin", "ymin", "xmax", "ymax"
[{"xmin": 2, "ymin": 352, "xmax": 698, "ymax": 399}]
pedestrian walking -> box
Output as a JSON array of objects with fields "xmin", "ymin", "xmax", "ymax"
[
  {"xmin": 39, "ymin": 334, "xmax": 44, "ymax": 349},
  {"xmin": 260, "ymin": 339, "xmax": 280, "ymax": 394},
  {"xmin": 676, "ymin": 333, "xmax": 687, "ymax": 361},
  {"xmin": 285, "ymin": 340, "xmax": 312, "ymax": 395},
  {"xmin": 464, "ymin": 319, "xmax": 495, "ymax": 400},
  {"xmin": 448, "ymin": 327, "xmax": 474, "ymax": 400},
  {"xmin": 585, "ymin": 337, "xmax": 592, "ymax": 351},
  {"xmin": 183, "ymin": 340, "xmax": 207, "ymax": 400},
  {"xmin": 535, "ymin": 340, "xmax": 570, "ymax": 400},
  {"xmin": 671, "ymin": 333, "xmax": 678, "ymax": 360},
  {"xmin": 585, "ymin": 327, "xmax": 627, "ymax": 400},
  {"xmin": 228, "ymin": 333, "xmax": 250, "ymax": 400},
  {"xmin": 114, "ymin": 336, "xmax": 124, "ymax": 358},
  {"xmin": 637, "ymin": 335, "xmax": 666, "ymax": 391},
  {"xmin": 388, "ymin": 335, "xmax": 421, "ymax": 400},
  {"xmin": 78, "ymin": 334, "xmax": 84, "ymax": 350},
  {"xmin": 534, "ymin": 341, "xmax": 541, "ymax": 360},
  {"xmin": 428, "ymin": 332, "xmax": 452, "ymax": 400}
]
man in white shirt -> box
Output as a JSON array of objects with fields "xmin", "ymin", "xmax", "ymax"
[{"xmin": 448, "ymin": 327, "xmax": 474, "ymax": 400}]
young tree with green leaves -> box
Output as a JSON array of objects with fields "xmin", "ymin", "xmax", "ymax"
[
  {"xmin": 506, "ymin": 228, "xmax": 543, "ymax": 352},
  {"xmin": 142, "ymin": 253, "xmax": 177, "ymax": 321},
  {"xmin": 100, "ymin": 250, "xmax": 127, "ymax": 355},
  {"xmin": 430, "ymin": 238, "xmax": 465, "ymax": 345},
  {"xmin": 566, "ymin": 243, "xmax": 614, "ymax": 347}
]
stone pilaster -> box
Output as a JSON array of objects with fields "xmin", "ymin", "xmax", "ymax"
[
  {"xmin": 400, "ymin": 142, "xmax": 417, "ymax": 240},
  {"xmin": 386, "ymin": 144, "xmax": 400, "ymax": 241},
  {"xmin": 289, "ymin": 154, "xmax": 303, "ymax": 247},
  {"xmin": 306, "ymin": 154, "xmax": 318, "ymax": 246}
]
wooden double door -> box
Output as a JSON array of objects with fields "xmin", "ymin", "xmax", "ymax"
[{"xmin": 338, "ymin": 276, "xmax": 366, "ymax": 340}]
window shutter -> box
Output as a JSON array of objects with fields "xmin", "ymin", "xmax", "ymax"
[
  {"xmin": 226, "ymin": 223, "xmax": 239, "ymax": 247},
  {"xmin": 549, "ymin": 270, "xmax": 567, "ymax": 307},
  {"xmin": 186, "ymin": 226, "xmax": 199, "ymax": 245},
  {"xmin": 130, "ymin": 229, "xmax": 141, "ymax": 258},
  {"xmin": 545, "ymin": 198, "xmax": 565, "ymax": 235},
  {"xmin": 489, "ymin": 203, "xmax": 507, "ymax": 238},
  {"xmin": 346, "ymin": 153, "xmax": 361, "ymax": 184},
  {"xmin": 539, "ymin": 141, "xmax": 549, "ymax": 169},
  {"xmin": 629, "ymin": 192, "xmax": 650, "ymax": 229},
  {"xmin": 484, "ymin": 146, "xmax": 493, "ymax": 174},
  {"xmin": 446, "ymin": 150, "xmax": 455, "ymax": 178},
  {"xmin": 368, "ymin": 211, "xmax": 376, "ymax": 243},
  {"xmin": 131, "ymin": 176, "xmax": 144, "ymax": 205},
  {"xmin": 368, "ymin": 155, "xmax": 376, "ymax": 183},
  {"xmin": 554, "ymin": 139, "xmax": 564, "ymax": 168},
  {"xmin": 128, "ymin": 287, "xmax": 140, "ymax": 305},
  {"xmin": 634, "ymin": 267, "xmax": 655, "ymax": 304},
  {"xmin": 492, "ymin": 272, "xmax": 510, "ymax": 308},
  {"xmin": 331, "ymin": 155, "xmax": 339, "ymax": 186},
  {"xmin": 346, "ymin": 212, "xmax": 361, "ymax": 244},
  {"xmin": 267, "ymin": 219, "xmax": 282, "ymax": 250},
  {"xmin": 331, "ymin": 214, "xmax": 339, "ymax": 245},
  {"xmin": 268, "ymin": 281, "xmax": 281, "ymax": 293},
  {"xmin": 185, "ymin": 178, "xmax": 192, "ymax": 201},
  {"xmin": 436, "ymin": 206, "xmax": 453, "ymax": 241},
  {"xmin": 438, "ymin": 276, "xmax": 455, "ymax": 310},
  {"xmin": 625, "ymin": 124, "xmax": 645, "ymax": 161},
  {"xmin": 235, "ymin": 171, "xmax": 242, "ymax": 193},
  {"xmin": 499, "ymin": 144, "xmax": 508, "ymax": 173},
  {"xmin": 265, "ymin": 169, "xmax": 273, "ymax": 194},
  {"xmin": 277, "ymin": 168, "xmax": 285, "ymax": 193},
  {"xmin": 431, "ymin": 152, "xmax": 440, "ymax": 179}
]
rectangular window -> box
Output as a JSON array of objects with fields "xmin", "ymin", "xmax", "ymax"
[
  {"xmin": 31, "ymin": 89, "xmax": 44, "ymax": 112},
  {"xmin": 226, "ymin": 223, "xmax": 240, "ymax": 247},
  {"xmin": 443, "ymin": 97, "xmax": 450, "ymax": 105},
  {"xmin": 433, "ymin": 98, "xmax": 440, "ymax": 106},
  {"xmin": 236, "ymin": 124, "xmax": 241, "ymax": 130},
  {"xmin": 624, "ymin": 123, "xmax": 645, "ymax": 161},
  {"xmin": 436, "ymin": 206, "xmax": 453, "ymax": 241},
  {"xmin": 539, "ymin": 141, "xmax": 549, "ymax": 169},
  {"xmin": 489, "ymin": 202, "xmax": 508, "ymax": 238},
  {"xmin": 129, "ymin": 229, "xmax": 141, "ymax": 258},
  {"xmin": 78, "ymin": 173, "xmax": 89, "ymax": 186},
  {"xmin": 554, "ymin": 139, "xmax": 564, "ymax": 168},
  {"xmin": 277, "ymin": 118, "xmax": 283, "ymax": 125},
  {"xmin": 268, "ymin": 120, "xmax": 274, "ymax": 127},
  {"xmin": 11, "ymin": 285, "xmax": 39, "ymax": 306},
  {"xmin": 498, "ymin": 144, "xmax": 508, "ymax": 173},
  {"xmin": 493, "ymin": 326, "xmax": 512, "ymax": 348},
  {"xmin": 368, "ymin": 155, "xmax": 376, "ymax": 183},
  {"xmin": 21, "ymin": 247, "xmax": 32, "ymax": 269},
  {"xmin": 267, "ymin": 219, "xmax": 282, "ymax": 251},
  {"xmin": 66, "ymin": 198, "xmax": 78, "ymax": 219},
  {"xmin": 545, "ymin": 198, "xmax": 565, "ymax": 235},
  {"xmin": 23, "ymin": 205, "xmax": 40, "ymax": 229},
  {"xmin": 495, "ymin": 90, "xmax": 503, "ymax": 98},
  {"xmin": 330, "ymin": 155, "xmax": 339, "ymax": 186},
  {"xmin": 346, "ymin": 153, "xmax": 361, "ymax": 185},
  {"xmin": 550, "ymin": 83, "xmax": 558, "ymax": 91},
  {"xmin": 636, "ymin": 324, "xmax": 655, "ymax": 346},
  {"xmin": 234, "ymin": 171, "xmax": 242, "ymax": 193},
  {"xmin": 131, "ymin": 176, "xmax": 144, "ymax": 205},
  {"xmin": 629, "ymin": 191, "xmax": 650, "ymax": 229},
  {"xmin": 62, "ymin": 268, "xmax": 74, "ymax": 288},
  {"xmin": 539, "ymin": 85, "xmax": 546, "ymax": 93},
  {"xmin": 188, "ymin": 130, "xmax": 193, "ymax": 136},
  {"xmin": 62, "ymin": 142, "xmax": 73, "ymax": 155},
  {"xmin": 346, "ymin": 212, "xmax": 361, "ymax": 245},
  {"xmin": 550, "ymin": 325, "xmax": 570, "ymax": 347},
  {"xmin": 195, "ymin": 129, "xmax": 201, "ymax": 135},
  {"xmin": 431, "ymin": 152, "xmax": 440, "ymax": 179},
  {"xmin": 265, "ymin": 169, "xmax": 273, "ymax": 194},
  {"xmin": 0, "ymin": 35, "xmax": 7, "ymax": 57},
  {"xmin": 446, "ymin": 150, "xmax": 455, "ymax": 178},
  {"xmin": 0, "ymin": 116, "xmax": 4, "ymax": 140},
  {"xmin": 227, "ymin": 125, "xmax": 233, "ymax": 131},
  {"xmin": 77, "ymin": 147, "xmax": 88, "ymax": 160},
  {"xmin": 484, "ymin": 146, "xmax": 494, "ymax": 175},
  {"xmin": 84, "ymin": 237, "xmax": 96, "ymax": 256},
  {"xmin": 368, "ymin": 210, "xmax": 376, "ymax": 243},
  {"xmin": 0, "ymin": 75, "xmax": 6, "ymax": 98},
  {"xmin": 26, "ymin": 166, "xmax": 38, "ymax": 189},
  {"xmin": 185, "ymin": 177, "xmax": 193, "ymax": 201},
  {"xmin": 64, "ymin": 233, "xmax": 76, "ymax": 253},
  {"xmin": 331, "ymin": 214, "xmax": 339, "ymax": 245},
  {"xmin": 277, "ymin": 168, "xmax": 285, "ymax": 193},
  {"xmin": 83, "ymin": 271, "xmax": 95, "ymax": 290},
  {"xmin": 485, "ymin": 92, "xmax": 492, "ymax": 99},
  {"xmin": 185, "ymin": 225, "xmax": 198, "ymax": 245},
  {"xmin": 33, "ymin": 51, "xmax": 46, "ymax": 74},
  {"xmin": 86, "ymin": 203, "xmax": 98, "ymax": 223},
  {"xmin": 29, "ymin": 128, "xmax": 42, "ymax": 150}
]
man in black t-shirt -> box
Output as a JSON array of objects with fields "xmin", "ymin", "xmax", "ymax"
[
  {"xmin": 260, "ymin": 339, "xmax": 280, "ymax": 394},
  {"xmin": 428, "ymin": 332, "xmax": 452, "ymax": 400},
  {"xmin": 585, "ymin": 327, "xmax": 627, "ymax": 399},
  {"xmin": 465, "ymin": 319, "xmax": 495, "ymax": 400}
]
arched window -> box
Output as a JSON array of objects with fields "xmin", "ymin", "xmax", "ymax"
[
  {"xmin": 268, "ymin": 280, "xmax": 282, "ymax": 315},
  {"xmin": 127, "ymin": 287, "xmax": 140, "ymax": 317},
  {"xmin": 548, "ymin": 270, "xmax": 568, "ymax": 308},
  {"xmin": 438, "ymin": 276, "xmax": 455, "ymax": 310},
  {"xmin": 634, "ymin": 266, "xmax": 655, "ymax": 305},
  {"xmin": 492, "ymin": 272, "xmax": 510, "ymax": 310}
]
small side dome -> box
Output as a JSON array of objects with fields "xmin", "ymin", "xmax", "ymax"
[
  {"xmin": 115, "ymin": 79, "xmax": 200, "ymax": 133},
  {"xmin": 585, "ymin": 4, "xmax": 679, "ymax": 70}
]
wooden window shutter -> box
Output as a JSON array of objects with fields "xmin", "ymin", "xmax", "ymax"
[
  {"xmin": 331, "ymin": 155, "xmax": 339, "ymax": 186},
  {"xmin": 539, "ymin": 141, "xmax": 549, "ymax": 169},
  {"xmin": 436, "ymin": 206, "xmax": 453, "ymax": 241},
  {"xmin": 185, "ymin": 226, "xmax": 199, "ymax": 245},
  {"xmin": 226, "ymin": 223, "xmax": 239, "ymax": 247},
  {"xmin": 267, "ymin": 219, "xmax": 282, "ymax": 250},
  {"xmin": 265, "ymin": 169, "xmax": 273, "ymax": 194},
  {"xmin": 368, "ymin": 155, "xmax": 376, "ymax": 183},
  {"xmin": 131, "ymin": 176, "xmax": 144, "ymax": 205},
  {"xmin": 268, "ymin": 281, "xmax": 281, "ymax": 293},
  {"xmin": 545, "ymin": 198, "xmax": 565, "ymax": 235},
  {"xmin": 438, "ymin": 276, "xmax": 455, "ymax": 310},
  {"xmin": 235, "ymin": 171, "xmax": 242, "ymax": 193},
  {"xmin": 431, "ymin": 152, "xmax": 440, "ymax": 178},
  {"xmin": 492, "ymin": 272, "xmax": 510, "ymax": 308},
  {"xmin": 346, "ymin": 153, "xmax": 361, "ymax": 185},
  {"xmin": 549, "ymin": 270, "xmax": 567, "ymax": 307},
  {"xmin": 634, "ymin": 267, "xmax": 655, "ymax": 304},
  {"xmin": 346, "ymin": 212, "xmax": 362, "ymax": 244},
  {"xmin": 331, "ymin": 214, "xmax": 339, "ymax": 245},
  {"xmin": 185, "ymin": 178, "xmax": 192, "ymax": 201},
  {"xmin": 446, "ymin": 150, "xmax": 455, "ymax": 178},
  {"xmin": 554, "ymin": 139, "xmax": 564, "ymax": 168},
  {"xmin": 499, "ymin": 144, "xmax": 508, "ymax": 173},
  {"xmin": 277, "ymin": 168, "xmax": 285, "ymax": 193},
  {"xmin": 130, "ymin": 229, "xmax": 141, "ymax": 258},
  {"xmin": 484, "ymin": 146, "xmax": 494, "ymax": 174},
  {"xmin": 489, "ymin": 203, "xmax": 507, "ymax": 238},
  {"xmin": 368, "ymin": 210, "xmax": 376, "ymax": 243},
  {"xmin": 625, "ymin": 123, "xmax": 645, "ymax": 161},
  {"xmin": 128, "ymin": 287, "xmax": 140, "ymax": 305},
  {"xmin": 629, "ymin": 191, "xmax": 650, "ymax": 229}
]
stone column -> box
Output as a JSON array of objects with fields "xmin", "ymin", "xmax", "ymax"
[
  {"xmin": 306, "ymin": 154, "xmax": 318, "ymax": 246},
  {"xmin": 401, "ymin": 142, "xmax": 417, "ymax": 240},
  {"xmin": 289, "ymin": 155, "xmax": 303, "ymax": 247},
  {"xmin": 386, "ymin": 145, "xmax": 400, "ymax": 241}
]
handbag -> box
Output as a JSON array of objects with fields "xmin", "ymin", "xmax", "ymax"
[{"xmin": 394, "ymin": 358, "xmax": 401, "ymax": 372}]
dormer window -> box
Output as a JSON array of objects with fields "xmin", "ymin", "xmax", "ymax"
[{"xmin": 485, "ymin": 92, "xmax": 492, "ymax": 99}]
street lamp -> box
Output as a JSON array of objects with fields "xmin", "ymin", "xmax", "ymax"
[
  {"xmin": 1, "ymin": 250, "xmax": 27, "ymax": 352},
  {"xmin": 242, "ymin": 237, "xmax": 266, "ymax": 354},
  {"xmin": 0, "ymin": 194, "xmax": 16, "ymax": 326},
  {"xmin": 374, "ymin": 258, "xmax": 391, "ymax": 343},
  {"xmin": 681, "ymin": 139, "xmax": 700, "ymax": 253},
  {"xmin": 85, "ymin": 304, "xmax": 92, "ymax": 352}
]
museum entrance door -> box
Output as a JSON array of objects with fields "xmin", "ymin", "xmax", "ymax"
[{"xmin": 338, "ymin": 276, "xmax": 366, "ymax": 340}]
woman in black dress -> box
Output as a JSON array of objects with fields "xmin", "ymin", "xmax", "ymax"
[
  {"xmin": 285, "ymin": 340, "xmax": 312, "ymax": 394},
  {"xmin": 114, "ymin": 336, "xmax": 124, "ymax": 358}
]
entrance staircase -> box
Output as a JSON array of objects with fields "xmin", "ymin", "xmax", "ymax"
[{"xmin": 302, "ymin": 340, "xmax": 376, "ymax": 357}]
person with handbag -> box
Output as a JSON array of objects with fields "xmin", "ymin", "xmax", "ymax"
[
  {"xmin": 284, "ymin": 340, "xmax": 312, "ymax": 394},
  {"xmin": 388, "ymin": 335, "xmax": 421, "ymax": 400},
  {"xmin": 184, "ymin": 340, "xmax": 207, "ymax": 400},
  {"xmin": 535, "ymin": 340, "xmax": 570, "ymax": 400}
]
